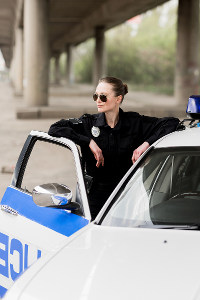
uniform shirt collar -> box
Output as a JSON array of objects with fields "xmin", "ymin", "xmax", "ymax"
[
  {"xmin": 94, "ymin": 112, "xmax": 106, "ymax": 127},
  {"xmin": 94, "ymin": 108, "xmax": 124, "ymax": 129}
]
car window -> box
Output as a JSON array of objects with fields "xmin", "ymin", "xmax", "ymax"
[
  {"xmin": 21, "ymin": 140, "xmax": 77, "ymax": 198},
  {"xmin": 101, "ymin": 147, "xmax": 200, "ymax": 228}
]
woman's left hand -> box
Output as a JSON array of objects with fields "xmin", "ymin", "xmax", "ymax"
[{"xmin": 132, "ymin": 142, "xmax": 150, "ymax": 163}]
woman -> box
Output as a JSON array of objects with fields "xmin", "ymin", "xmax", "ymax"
[{"xmin": 48, "ymin": 76, "xmax": 179, "ymax": 219}]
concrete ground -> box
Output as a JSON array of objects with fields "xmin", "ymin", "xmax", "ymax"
[
  {"xmin": 17, "ymin": 83, "xmax": 186, "ymax": 119},
  {"xmin": 0, "ymin": 81, "xmax": 187, "ymax": 200}
]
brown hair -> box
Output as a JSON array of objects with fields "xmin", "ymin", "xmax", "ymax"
[{"xmin": 98, "ymin": 76, "xmax": 128, "ymax": 102}]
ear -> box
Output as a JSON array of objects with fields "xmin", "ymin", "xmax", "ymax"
[{"xmin": 117, "ymin": 95, "xmax": 123, "ymax": 104}]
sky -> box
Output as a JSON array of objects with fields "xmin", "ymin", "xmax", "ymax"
[{"xmin": 127, "ymin": 0, "xmax": 178, "ymax": 34}]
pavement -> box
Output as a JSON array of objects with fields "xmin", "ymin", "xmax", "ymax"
[
  {"xmin": 0, "ymin": 80, "xmax": 187, "ymax": 200},
  {"xmin": 17, "ymin": 82, "xmax": 186, "ymax": 119}
]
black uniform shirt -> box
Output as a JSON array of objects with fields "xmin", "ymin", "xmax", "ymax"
[{"xmin": 48, "ymin": 109, "xmax": 179, "ymax": 184}]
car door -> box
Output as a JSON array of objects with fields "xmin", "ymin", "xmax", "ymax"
[{"xmin": 0, "ymin": 130, "xmax": 91, "ymax": 297}]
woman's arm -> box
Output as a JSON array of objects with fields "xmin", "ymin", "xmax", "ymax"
[
  {"xmin": 49, "ymin": 117, "xmax": 105, "ymax": 167},
  {"xmin": 48, "ymin": 118, "xmax": 90, "ymax": 147},
  {"xmin": 132, "ymin": 141, "xmax": 150, "ymax": 163},
  {"xmin": 131, "ymin": 115, "xmax": 179, "ymax": 163},
  {"xmin": 141, "ymin": 116, "xmax": 180, "ymax": 146},
  {"xmin": 89, "ymin": 139, "xmax": 104, "ymax": 168}
]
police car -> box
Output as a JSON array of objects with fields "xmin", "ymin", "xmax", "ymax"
[{"xmin": 2, "ymin": 96, "xmax": 200, "ymax": 299}]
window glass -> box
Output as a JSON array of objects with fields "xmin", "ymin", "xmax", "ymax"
[
  {"xmin": 102, "ymin": 147, "xmax": 200, "ymax": 227},
  {"xmin": 21, "ymin": 140, "xmax": 77, "ymax": 199}
]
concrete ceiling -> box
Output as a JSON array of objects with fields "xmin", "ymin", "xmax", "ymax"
[
  {"xmin": 0, "ymin": 0, "xmax": 170, "ymax": 67},
  {"xmin": 50, "ymin": 0, "xmax": 169, "ymax": 50}
]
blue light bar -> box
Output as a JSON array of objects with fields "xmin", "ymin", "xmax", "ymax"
[{"xmin": 186, "ymin": 95, "xmax": 200, "ymax": 118}]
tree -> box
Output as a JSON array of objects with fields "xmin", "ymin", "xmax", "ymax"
[{"xmin": 74, "ymin": 0, "xmax": 178, "ymax": 94}]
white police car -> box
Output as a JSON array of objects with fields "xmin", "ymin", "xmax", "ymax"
[
  {"xmin": 2, "ymin": 96, "xmax": 200, "ymax": 300},
  {"xmin": 0, "ymin": 131, "xmax": 91, "ymax": 297}
]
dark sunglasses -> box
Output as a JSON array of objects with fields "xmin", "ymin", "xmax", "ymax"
[{"xmin": 93, "ymin": 93, "xmax": 107, "ymax": 102}]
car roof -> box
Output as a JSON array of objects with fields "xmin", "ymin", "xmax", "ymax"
[{"xmin": 154, "ymin": 127, "xmax": 200, "ymax": 148}]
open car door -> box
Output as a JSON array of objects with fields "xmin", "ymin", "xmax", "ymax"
[{"xmin": 0, "ymin": 131, "xmax": 91, "ymax": 297}]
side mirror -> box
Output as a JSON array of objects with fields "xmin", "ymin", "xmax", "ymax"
[{"xmin": 32, "ymin": 183, "xmax": 80, "ymax": 211}]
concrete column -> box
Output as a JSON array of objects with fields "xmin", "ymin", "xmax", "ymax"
[
  {"xmin": 9, "ymin": 46, "xmax": 16, "ymax": 87},
  {"xmin": 54, "ymin": 52, "xmax": 61, "ymax": 85},
  {"xmin": 93, "ymin": 26, "xmax": 106, "ymax": 86},
  {"xmin": 14, "ymin": 27, "xmax": 23, "ymax": 96},
  {"xmin": 175, "ymin": 0, "xmax": 200, "ymax": 105},
  {"xmin": 24, "ymin": 0, "xmax": 49, "ymax": 106},
  {"xmin": 66, "ymin": 45, "xmax": 75, "ymax": 84}
]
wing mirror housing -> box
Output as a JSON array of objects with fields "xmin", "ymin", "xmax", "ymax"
[{"xmin": 32, "ymin": 183, "xmax": 80, "ymax": 211}]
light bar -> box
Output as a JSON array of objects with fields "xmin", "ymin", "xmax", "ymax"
[{"xmin": 186, "ymin": 95, "xmax": 200, "ymax": 119}]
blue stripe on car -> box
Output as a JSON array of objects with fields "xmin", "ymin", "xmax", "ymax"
[
  {"xmin": 0, "ymin": 285, "xmax": 7, "ymax": 298},
  {"xmin": 1, "ymin": 187, "xmax": 89, "ymax": 237}
]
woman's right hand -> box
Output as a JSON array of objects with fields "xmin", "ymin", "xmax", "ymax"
[{"xmin": 89, "ymin": 139, "xmax": 104, "ymax": 168}]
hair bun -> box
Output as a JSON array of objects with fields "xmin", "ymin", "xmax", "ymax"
[{"xmin": 123, "ymin": 83, "xmax": 128, "ymax": 95}]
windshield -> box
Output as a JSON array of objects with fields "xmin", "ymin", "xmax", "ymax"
[{"xmin": 101, "ymin": 147, "xmax": 200, "ymax": 228}]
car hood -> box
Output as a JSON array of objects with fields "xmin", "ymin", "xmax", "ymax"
[{"xmin": 4, "ymin": 224, "xmax": 200, "ymax": 300}]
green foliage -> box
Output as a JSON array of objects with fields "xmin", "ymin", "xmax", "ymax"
[
  {"xmin": 49, "ymin": 57, "xmax": 55, "ymax": 83},
  {"xmin": 73, "ymin": 1, "xmax": 178, "ymax": 94},
  {"xmin": 59, "ymin": 53, "xmax": 67, "ymax": 77},
  {"xmin": 74, "ymin": 39, "xmax": 94, "ymax": 83},
  {"xmin": 106, "ymin": 4, "xmax": 177, "ymax": 94}
]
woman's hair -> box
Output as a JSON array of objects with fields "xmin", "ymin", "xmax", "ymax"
[{"xmin": 98, "ymin": 76, "xmax": 128, "ymax": 102}]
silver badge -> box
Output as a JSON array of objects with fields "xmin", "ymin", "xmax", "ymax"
[{"xmin": 91, "ymin": 126, "xmax": 100, "ymax": 137}]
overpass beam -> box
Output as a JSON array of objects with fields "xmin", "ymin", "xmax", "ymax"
[
  {"xmin": 175, "ymin": 0, "xmax": 200, "ymax": 105},
  {"xmin": 14, "ymin": 27, "xmax": 23, "ymax": 96},
  {"xmin": 24, "ymin": 0, "xmax": 49, "ymax": 106},
  {"xmin": 66, "ymin": 45, "xmax": 75, "ymax": 84},
  {"xmin": 93, "ymin": 26, "xmax": 106, "ymax": 86}
]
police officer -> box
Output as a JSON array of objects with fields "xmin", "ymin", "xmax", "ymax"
[{"xmin": 48, "ymin": 76, "xmax": 179, "ymax": 220}]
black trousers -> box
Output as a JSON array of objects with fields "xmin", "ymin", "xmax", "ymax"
[{"xmin": 88, "ymin": 181, "xmax": 117, "ymax": 220}]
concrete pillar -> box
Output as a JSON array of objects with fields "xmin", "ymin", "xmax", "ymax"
[
  {"xmin": 93, "ymin": 26, "xmax": 106, "ymax": 86},
  {"xmin": 175, "ymin": 0, "xmax": 200, "ymax": 105},
  {"xmin": 24, "ymin": 0, "xmax": 49, "ymax": 106},
  {"xmin": 66, "ymin": 45, "xmax": 75, "ymax": 84},
  {"xmin": 9, "ymin": 46, "xmax": 16, "ymax": 87},
  {"xmin": 14, "ymin": 27, "xmax": 23, "ymax": 96},
  {"xmin": 54, "ymin": 52, "xmax": 61, "ymax": 85}
]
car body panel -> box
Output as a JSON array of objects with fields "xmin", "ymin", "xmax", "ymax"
[
  {"xmin": 10, "ymin": 130, "xmax": 91, "ymax": 221},
  {"xmin": 4, "ymin": 124, "xmax": 200, "ymax": 300},
  {"xmin": 0, "ymin": 207, "xmax": 68, "ymax": 297},
  {"xmin": 1, "ymin": 186, "xmax": 88, "ymax": 237},
  {"xmin": 154, "ymin": 127, "xmax": 200, "ymax": 148},
  {"xmin": 0, "ymin": 131, "xmax": 91, "ymax": 297},
  {"xmin": 4, "ymin": 224, "xmax": 200, "ymax": 300}
]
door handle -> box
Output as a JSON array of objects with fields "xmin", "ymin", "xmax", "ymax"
[{"xmin": 1, "ymin": 205, "xmax": 18, "ymax": 216}]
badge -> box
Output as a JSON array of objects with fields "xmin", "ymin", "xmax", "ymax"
[{"xmin": 91, "ymin": 126, "xmax": 100, "ymax": 137}]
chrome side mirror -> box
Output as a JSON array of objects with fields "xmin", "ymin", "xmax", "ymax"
[{"xmin": 32, "ymin": 183, "xmax": 80, "ymax": 210}]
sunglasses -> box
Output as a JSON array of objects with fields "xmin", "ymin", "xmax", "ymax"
[{"xmin": 93, "ymin": 93, "xmax": 107, "ymax": 102}]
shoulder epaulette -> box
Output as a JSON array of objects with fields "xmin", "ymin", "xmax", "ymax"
[
  {"xmin": 81, "ymin": 113, "xmax": 98, "ymax": 120},
  {"xmin": 82, "ymin": 113, "xmax": 92, "ymax": 118},
  {"xmin": 68, "ymin": 118, "xmax": 82, "ymax": 124}
]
